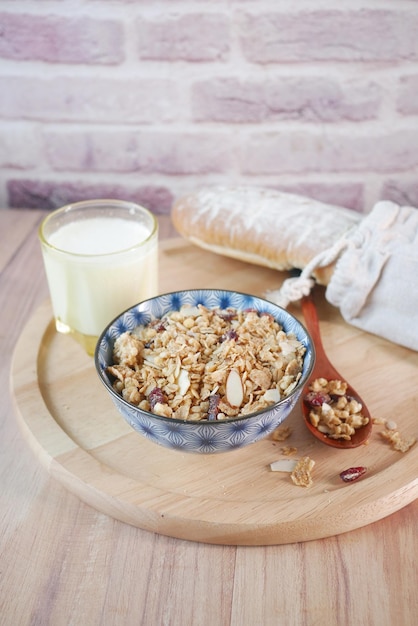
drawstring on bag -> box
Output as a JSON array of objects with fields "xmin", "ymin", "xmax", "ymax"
[{"xmin": 266, "ymin": 228, "xmax": 355, "ymax": 308}]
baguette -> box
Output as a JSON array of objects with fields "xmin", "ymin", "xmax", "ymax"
[{"xmin": 171, "ymin": 186, "xmax": 361, "ymax": 285}]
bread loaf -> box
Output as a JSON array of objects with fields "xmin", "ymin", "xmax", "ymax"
[{"xmin": 171, "ymin": 186, "xmax": 361, "ymax": 285}]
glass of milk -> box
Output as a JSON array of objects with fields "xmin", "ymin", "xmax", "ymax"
[{"xmin": 39, "ymin": 199, "xmax": 158, "ymax": 355}]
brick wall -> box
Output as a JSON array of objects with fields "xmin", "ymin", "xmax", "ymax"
[{"xmin": 1, "ymin": 1, "xmax": 418, "ymax": 214}]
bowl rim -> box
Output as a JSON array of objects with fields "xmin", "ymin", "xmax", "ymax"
[{"xmin": 94, "ymin": 288, "xmax": 315, "ymax": 425}]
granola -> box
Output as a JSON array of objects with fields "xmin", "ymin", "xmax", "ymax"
[
  {"xmin": 107, "ymin": 304, "xmax": 306, "ymax": 421},
  {"xmin": 291, "ymin": 456, "xmax": 315, "ymax": 487},
  {"xmin": 304, "ymin": 377, "xmax": 369, "ymax": 440}
]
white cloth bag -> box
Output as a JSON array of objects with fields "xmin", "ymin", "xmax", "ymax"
[
  {"xmin": 326, "ymin": 201, "xmax": 418, "ymax": 350},
  {"xmin": 268, "ymin": 201, "xmax": 418, "ymax": 351}
]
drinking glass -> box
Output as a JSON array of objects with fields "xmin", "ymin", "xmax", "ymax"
[{"xmin": 39, "ymin": 199, "xmax": 158, "ymax": 355}]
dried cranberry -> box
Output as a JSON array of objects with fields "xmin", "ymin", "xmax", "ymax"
[
  {"xmin": 149, "ymin": 387, "xmax": 167, "ymax": 409},
  {"xmin": 304, "ymin": 391, "xmax": 331, "ymax": 407},
  {"xmin": 150, "ymin": 319, "xmax": 166, "ymax": 332},
  {"xmin": 220, "ymin": 329, "xmax": 238, "ymax": 343},
  {"xmin": 339, "ymin": 466, "xmax": 367, "ymax": 483},
  {"xmin": 207, "ymin": 394, "xmax": 221, "ymax": 421}
]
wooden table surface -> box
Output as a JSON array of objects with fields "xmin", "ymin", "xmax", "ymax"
[{"xmin": 1, "ymin": 208, "xmax": 417, "ymax": 626}]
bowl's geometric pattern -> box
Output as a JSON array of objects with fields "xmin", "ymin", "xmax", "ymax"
[
  {"xmin": 95, "ymin": 289, "xmax": 315, "ymax": 454},
  {"xmin": 109, "ymin": 393, "xmax": 299, "ymax": 453}
]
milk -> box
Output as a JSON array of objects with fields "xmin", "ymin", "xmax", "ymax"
[
  {"xmin": 49, "ymin": 217, "xmax": 151, "ymax": 255},
  {"xmin": 41, "ymin": 215, "xmax": 158, "ymax": 352}
]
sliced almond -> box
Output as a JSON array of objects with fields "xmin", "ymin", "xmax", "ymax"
[
  {"xmin": 176, "ymin": 368, "xmax": 190, "ymax": 396},
  {"xmin": 226, "ymin": 369, "xmax": 244, "ymax": 407},
  {"xmin": 179, "ymin": 306, "xmax": 201, "ymax": 317},
  {"xmin": 263, "ymin": 388, "xmax": 281, "ymax": 404},
  {"xmin": 321, "ymin": 402, "xmax": 333, "ymax": 416},
  {"xmin": 270, "ymin": 459, "xmax": 299, "ymax": 473}
]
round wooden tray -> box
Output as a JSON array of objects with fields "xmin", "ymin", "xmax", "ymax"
[{"xmin": 11, "ymin": 239, "xmax": 418, "ymax": 545}]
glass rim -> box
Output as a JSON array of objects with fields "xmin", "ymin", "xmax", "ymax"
[{"xmin": 38, "ymin": 198, "xmax": 158, "ymax": 258}]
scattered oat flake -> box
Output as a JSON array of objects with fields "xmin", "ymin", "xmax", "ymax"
[
  {"xmin": 271, "ymin": 425, "xmax": 292, "ymax": 441},
  {"xmin": 372, "ymin": 417, "xmax": 386, "ymax": 425},
  {"xmin": 380, "ymin": 429, "xmax": 416, "ymax": 453},
  {"xmin": 281, "ymin": 446, "xmax": 297, "ymax": 456},
  {"xmin": 290, "ymin": 456, "xmax": 315, "ymax": 487}
]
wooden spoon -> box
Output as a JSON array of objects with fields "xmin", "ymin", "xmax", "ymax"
[{"xmin": 301, "ymin": 292, "xmax": 372, "ymax": 449}]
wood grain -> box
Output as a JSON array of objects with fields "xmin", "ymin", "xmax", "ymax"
[
  {"xmin": 11, "ymin": 238, "xmax": 418, "ymax": 545},
  {"xmin": 2, "ymin": 210, "xmax": 418, "ymax": 626}
]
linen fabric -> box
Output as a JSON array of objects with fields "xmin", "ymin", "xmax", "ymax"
[{"xmin": 325, "ymin": 201, "xmax": 418, "ymax": 351}]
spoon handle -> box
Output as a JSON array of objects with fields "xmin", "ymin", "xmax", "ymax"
[
  {"xmin": 301, "ymin": 292, "xmax": 340, "ymax": 377},
  {"xmin": 301, "ymin": 292, "xmax": 325, "ymax": 353}
]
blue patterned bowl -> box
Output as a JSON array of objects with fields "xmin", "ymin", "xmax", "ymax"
[{"xmin": 95, "ymin": 289, "xmax": 314, "ymax": 454}]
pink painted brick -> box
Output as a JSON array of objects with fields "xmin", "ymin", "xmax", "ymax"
[
  {"xmin": 240, "ymin": 130, "xmax": 418, "ymax": 174},
  {"xmin": 274, "ymin": 183, "xmax": 364, "ymax": 212},
  {"xmin": 396, "ymin": 75, "xmax": 418, "ymax": 115},
  {"xmin": 136, "ymin": 14, "xmax": 229, "ymax": 61},
  {"xmin": 0, "ymin": 13, "xmax": 124, "ymax": 64},
  {"xmin": 381, "ymin": 180, "xmax": 418, "ymax": 208},
  {"xmin": 0, "ymin": 77, "xmax": 181, "ymax": 123},
  {"xmin": 239, "ymin": 10, "xmax": 418, "ymax": 62},
  {"xmin": 7, "ymin": 179, "xmax": 174, "ymax": 213},
  {"xmin": 192, "ymin": 77, "xmax": 381, "ymax": 122},
  {"xmin": 43, "ymin": 130, "xmax": 232, "ymax": 174},
  {"xmin": 0, "ymin": 126, "xmax": 39, "ymax": 168}
]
